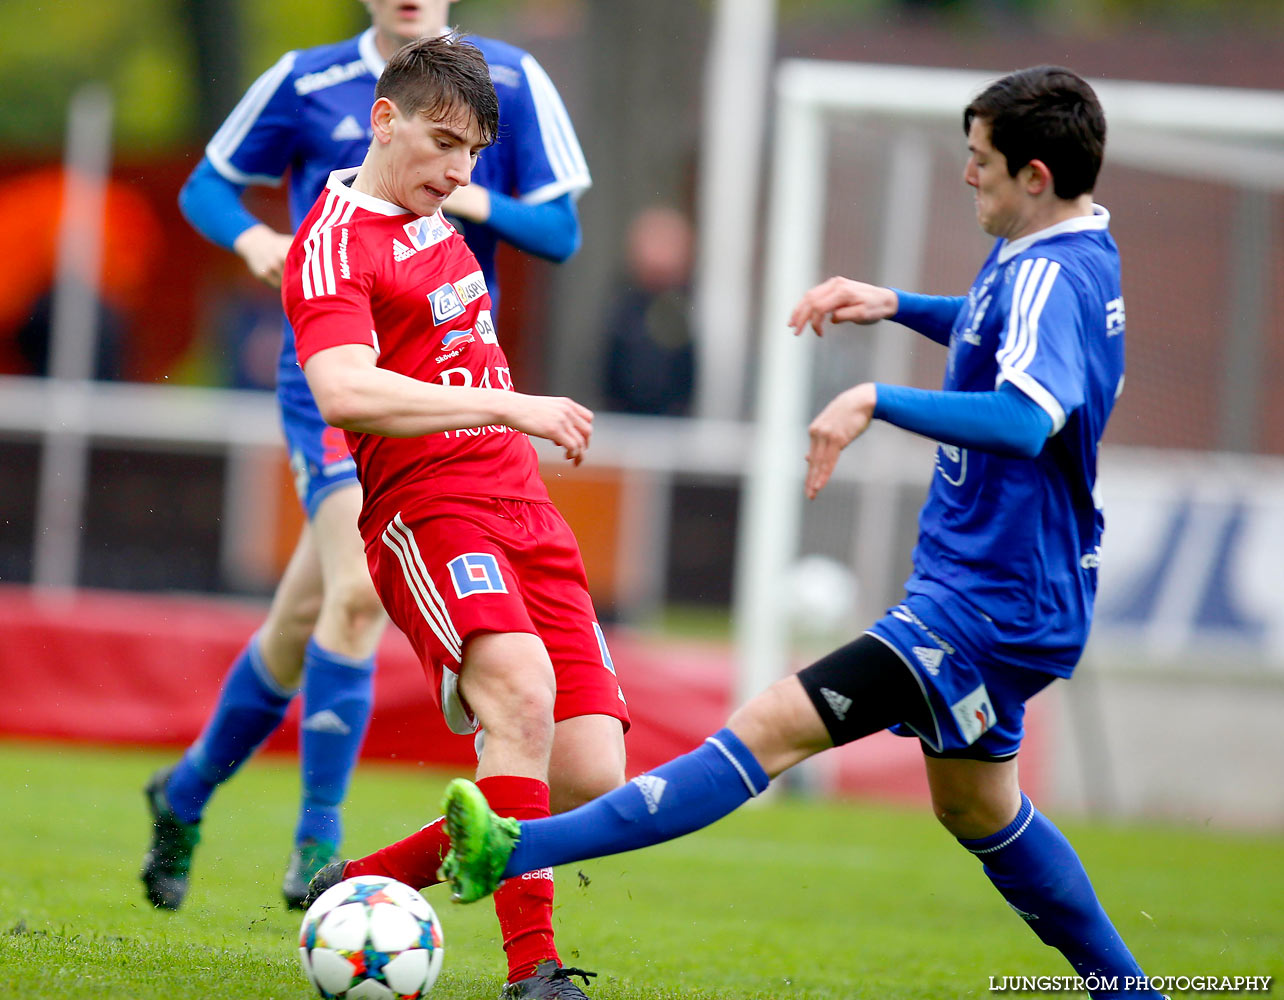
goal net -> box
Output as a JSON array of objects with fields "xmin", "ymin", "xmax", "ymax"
[{"xmin": 734, "ymin": 61, "xmax": 1284, "ymax": 705}]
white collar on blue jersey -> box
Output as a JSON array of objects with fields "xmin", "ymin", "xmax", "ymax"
[
  {"xmin": 996, "ymin": 204, "xmax": 1110, "ymax": 264},
  {"xmin": 325, "ymin": 166, "xmax": 413, "ymax": 216},
  {"xmin": 359, "ymin": 26, "xmax": 455, "ymax": 78}
]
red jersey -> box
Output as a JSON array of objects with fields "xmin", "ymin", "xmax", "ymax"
[{"xmin": 283, "ymin": 168, "xmax": 549, "ymax": 544}]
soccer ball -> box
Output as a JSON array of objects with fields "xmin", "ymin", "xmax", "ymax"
[
  {"xmin": 298, "ymin": 875, "xmax": 444, "ymax": 999},
  {"xmin": 786, "ymin": 554, "xmax": 859, "ymax": 635}
]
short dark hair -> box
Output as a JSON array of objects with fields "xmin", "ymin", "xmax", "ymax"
[
  {"xmin": 964, "ymin": 65, "xmax": 1106, "ymax": 199},
  {"xmin": 376, "ymin": 33, "xmax": 499, "ymax": 147}
]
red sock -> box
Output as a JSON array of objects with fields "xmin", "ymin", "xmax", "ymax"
[
  {"xmin": 479, "ymin": 774, "xmax": 558, "ymax": 983},
  {"xmin": 345, "ymin": 817, "xmax": 450, "ymax": 888}
]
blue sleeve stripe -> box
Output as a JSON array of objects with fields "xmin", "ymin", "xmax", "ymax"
[
  {"xmin": 206, "ymin": 50, "xmax": 297, "ymax": 180},
  {"xmin": 520, "ymin": 53, "xmax": 591, "ymax": 194},
  {"xmin": 998, "ymin": 256, "xmax": 1060, "ymax": 374}
]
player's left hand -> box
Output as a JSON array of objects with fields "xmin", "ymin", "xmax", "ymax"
[
  {"xmin": 442, "ymin": 184, "xmax": 491, "ymax": 223},
  {"xmin": 506, "ymin": 393, "xmax": 594, "ymax": 466},
  {"xmin": 805, "ymin": 383, "xmax": 877, "ymax": 499},
  {"xmin": 789, "ymin": 277, "xmax": 898, "ymax": 337}
]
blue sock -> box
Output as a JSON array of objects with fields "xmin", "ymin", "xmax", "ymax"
[
  {"xmin": 166, "ymin": 636, "xmax": 296, "ymax": 824},
  {"xmin": 504, "ymin": 728, "xmax": 770, "ymax": 877},
  {"xmin": 295, "ymin": 639, "xmax": 375, "ymax": 847},
  {"xmin": 960, "ymin": 793, "xmax": 1163, "ymax": 999}
]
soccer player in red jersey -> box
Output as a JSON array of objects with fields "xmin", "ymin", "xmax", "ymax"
[{"xmin": 283, "ymin": 36, "xmax": 625, "ymax": 999}]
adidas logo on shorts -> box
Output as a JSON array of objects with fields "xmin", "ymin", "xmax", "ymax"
[
  {"xmin": 912, "ymin": 646, "xmax": 945, "ymax": 675},
  {"xmin": 820, "ymin": 687, "xmax": 852, "ymax": 721}
]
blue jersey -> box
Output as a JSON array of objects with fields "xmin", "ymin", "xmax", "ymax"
[
  {"xmin": 906, "ymin": 207, "xmax": 1125, "ymax": 675},
  {"xmin": 204, "ymin": 28, "xmax": 590, "ymax": 406}
]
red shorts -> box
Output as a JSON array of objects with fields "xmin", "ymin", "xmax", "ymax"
[{"xmin": 367, "ymin": 496, "xmax": 629, "ymax": 735}]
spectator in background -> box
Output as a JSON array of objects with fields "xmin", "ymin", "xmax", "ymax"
[{"xmin": 602, "ymin": 205, "xmax": 696, "ymax": 415}]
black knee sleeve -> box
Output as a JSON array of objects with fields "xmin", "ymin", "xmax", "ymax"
[{"xmin": 796, "ymin": 633, "xmax": 930, "ymax": 747}]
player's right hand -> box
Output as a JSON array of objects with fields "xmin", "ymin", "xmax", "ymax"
[
  {"xmin": 805, "ymin": 383, "xmax": 876, "ymax": 499},
  {"xmin": 234, "ymin": 224, "xmax": 295, "ymax": 288},
  {"xmin": 510, "ymin": 394, "xmax": 594, "ymax": 466},
  {"xmin": 788, "ymin": 277, "xmax": 898, "ymax": 337}
]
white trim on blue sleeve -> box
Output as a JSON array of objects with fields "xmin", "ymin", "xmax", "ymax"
[
  {"xmin": 998, "ymin": 256, "xmax": 1061, "ymax": 373},
  {"xmin": 520, "ymin": 53, "xmax": 591, "ymax": 201},
  {"xmin": 996, "ymin": 368, "xmax": 1066, "ymax": 435},
  {"xmin": 994, "ymin": 255, "xmax": 1067, "ymax": 433},
  {"xmin": 205, "ymin": 50, "xmax": 298, "ymax": 186},
  {"xmin": 205, "ymin": 149, "xmax": 285, "ymax": 188}
]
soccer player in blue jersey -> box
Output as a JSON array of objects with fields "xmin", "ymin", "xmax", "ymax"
[
  {"xmin": 141, "ymin": 0, "xmax": 591, "ymax": 941},
  {"xmin": 439, "ymin": 66, "xmax": 1167, "ymax": 998}
]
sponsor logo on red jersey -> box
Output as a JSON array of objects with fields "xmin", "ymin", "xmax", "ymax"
[
  {"xmin": 428, "ymin": 283, "xmax": 466, "ymax": 325},
  {"xmin": 440, "ymin": 329, "xmax": 475, "ymax": 350},
  {"xmin": 453, "ymin": 270, "xmax": 487, "ymax": 306},
  {"xmin": 403, "ymin": 213, "xmax": 452, "ymax": 252},
  {"xmin": 474, "ymin": 310, "xmax": 498, "ymax": 345}
]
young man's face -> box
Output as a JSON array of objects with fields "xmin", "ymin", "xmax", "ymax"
[
  {"xmin": 964, "ymin": 117, "xmax": 1028, "ymax": 240},
  {"xmin": 379, "ymin": 99, "xmax": 486, "ymax": 217},
  {"xmin": 365, "ymin": 0, "xmax": 454, "ymax": 47}
]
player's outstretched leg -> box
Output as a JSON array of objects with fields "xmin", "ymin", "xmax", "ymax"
[
  {"xmin": 440, "ymin": 778, "xmax": 521, "ymax": 903},
  {"xmin": 958, "ymin": 793, "xmax": 1164, "ymax": 999},
  {"xmin": 440, "ymin": 727, "xmax": 771, "ymax": 904}
]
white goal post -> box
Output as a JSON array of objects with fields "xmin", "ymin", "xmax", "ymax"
[{"xmin": 733, "ymin": 61, "xmax": 1284, "ymax": 705}]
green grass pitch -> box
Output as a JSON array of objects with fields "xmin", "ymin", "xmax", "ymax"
[{"xmin": 1, "ymin": 740, "xmax": 1280, "ymax": 999}]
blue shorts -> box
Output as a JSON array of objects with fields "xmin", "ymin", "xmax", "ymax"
[
  {"xmin": 280, "ymin": 386, "xmax": 359, "ymax": 519},
  {"xmin": 867, "ymin": 591, "xmax": 1056, "ymax": 760}
]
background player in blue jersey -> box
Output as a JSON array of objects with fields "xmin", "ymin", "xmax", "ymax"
[
  {"xmin": 142, "ymin": 0, "xmax": 591, "ymax": 933},
  {"xmin": 438, "ymin": 66, "xmax": 1167, "ymax": 998}
]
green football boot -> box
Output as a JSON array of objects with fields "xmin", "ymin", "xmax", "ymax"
[
  {"xmin": 438, "ymin": 778, "xmax": 520, "ymax": 903},
  {"xmin": 140, "ymin": 765, "xmax": 202, "ymax": 910},
  {"xmin": 282, "ymin": 837, "xmax": 341, "ymax": 910}
]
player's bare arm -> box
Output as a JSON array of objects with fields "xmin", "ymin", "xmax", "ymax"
[
  {"xmin": 788, "ymin": 277, "xmax": 899, "ymax": 338},
  {"xmin": 233, "ymin": 223, "xmax": 295, "ymax": 288},
  {"xmin": 804, "ymin": 382, "xmax": 877, "ymax": 500},
  {"xmin": 303, "ymin": 344, "xmax": 592, "ymax": 463}
]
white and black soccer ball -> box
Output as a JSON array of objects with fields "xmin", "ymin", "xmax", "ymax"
[{"xmin": 298, "ymin": 875, "xmax": 444, "ymax": 999}]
